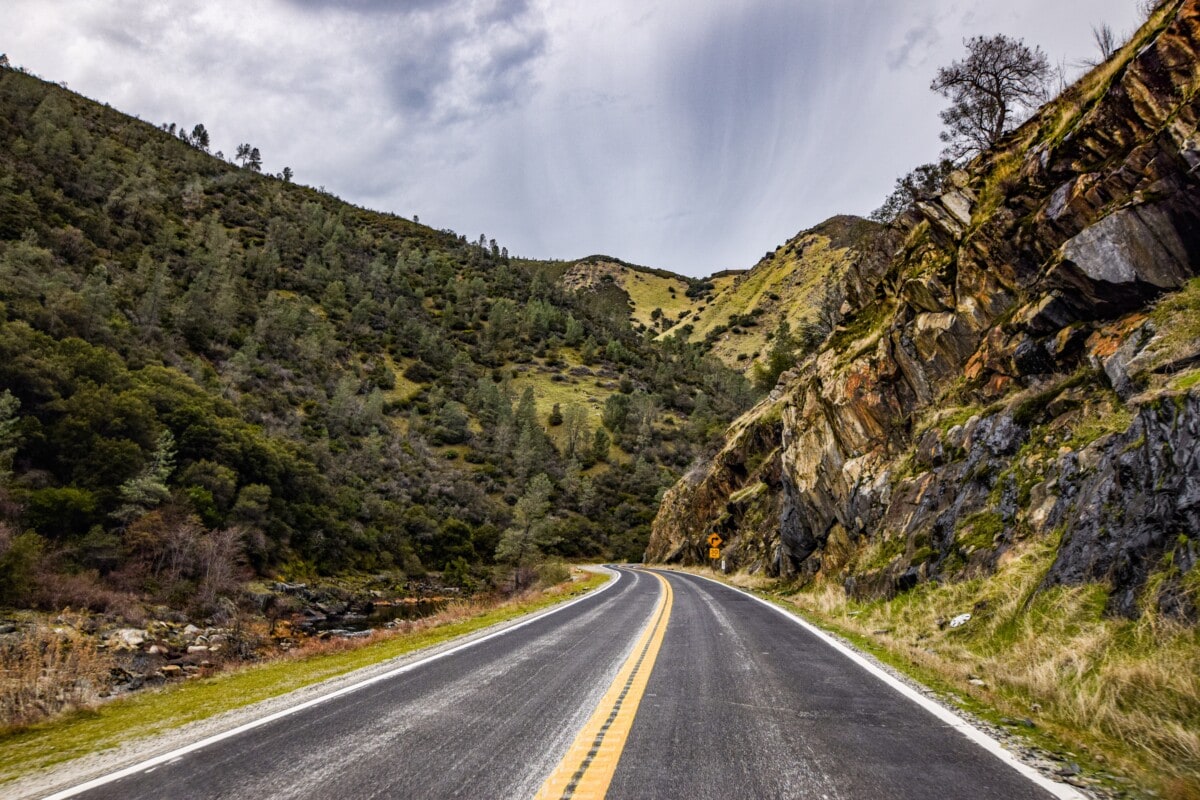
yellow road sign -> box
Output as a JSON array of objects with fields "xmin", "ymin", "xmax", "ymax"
[
  {"xmin": 708, "ymin": 547, "xmax": 721, "ymax": 560},
  {"xmin": 707, "ymin": 533, "xmax": 723, "ymax": 548}
]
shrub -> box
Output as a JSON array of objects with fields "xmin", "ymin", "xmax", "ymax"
[{"xmin": 0, "ymin": 616, "xmax": 114, "ymax": 729}]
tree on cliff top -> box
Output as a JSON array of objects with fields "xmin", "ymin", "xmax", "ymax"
[{"xmin": 932, "ymin": 34, "xmax": 1051, "ymax": 160}]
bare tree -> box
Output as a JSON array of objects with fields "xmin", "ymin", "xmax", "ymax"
[
  {"xmin": 931, "ymin": 34, "xmax": 1051, "ymax": 160},
  {"xmin": 1092, "ymin": 24, "xmax": 1119, "ymax": 61}
]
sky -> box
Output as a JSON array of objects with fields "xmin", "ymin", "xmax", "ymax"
[{"xmin": 6, "ymin": 0, "xmax": 1146, "ymax": 277}]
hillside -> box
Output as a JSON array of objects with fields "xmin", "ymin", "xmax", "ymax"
[
  {"xmin": 647, "ymin": 1, "xmax": 1200, "ymax": 794},
  {"xmin": 558, "ymin": 218, "xmax": 887, "ymax": 379},
  {"xmin": 557, "ymin": 256, "xmax": 697, "ymax": 332},
  {"xmin": 0, "ymin": 64, "xmax": 755, "ymax": 626},
  {"xmin": 661, "ymin": 216, "xmax": 887, "ymax": 372}
]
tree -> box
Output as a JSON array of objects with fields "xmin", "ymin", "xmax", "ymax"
[
  {"xmin": 547, "ymin": 402, "xmax": 563, "ymax": 427},
  {"xmin": 602, "ymin": 393, "xmax": 630, "ymax": 433},
  {"xmin": 0, "ymin": 390, "xmax": 19, "ymax": 486},
  {"xmin": 931, "ymin": 34, "xmax": 1051, "ymax": 160},
  {"xmin": 591, "ymin": 427, "xmax": 611, "ymax": 463},
  {"xmin": 494, "ymin": 474, "xmax": 556, "ymax": 591},
  {"xmin": 562, "ymin": 403, "xmax": 589, "ymax": 458},
  {"xmin": 112, "ymin": 429, "xmax": 176, "ymax": 524},
  {"xmin": 1091, "ymin": 24, "xmax": 1118, "ymax": 62},
  {"xmin": 752, "ymin": 319, "xmax": 798, "ymax": 391},
  {"xmin": 191, "ymin": 123, "xmax": 210, "ymax": 151},
  {"xmin": 281, "ymin": 166, "xmax": 293, "ymax": 183},
  {"xmin": 870, "ymin": 160, "xmax": 956, "ymax": 223},
  {"xmin": 235, "ymin": 143, "xmax": 262, "ymax": 170}
]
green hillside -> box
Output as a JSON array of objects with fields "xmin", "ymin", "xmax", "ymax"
[
  {"xmin": 557, "ymin": 219, "xmax": 884, "ymax": 381},
  {"xmin": 0, "ymin": 67, "xmax": 755, "ymax": 619},
  {"xmin": 661, "ymin": 216, "xmax": 883, "ymax": 373}
]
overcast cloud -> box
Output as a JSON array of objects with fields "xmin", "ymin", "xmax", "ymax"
[{"xmin": 7, "ymin": 0, "xmax": 1144, "ymax": 276}]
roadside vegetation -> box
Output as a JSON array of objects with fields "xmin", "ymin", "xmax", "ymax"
[
  {"xmin": 684, "ymin": 560, "xmax": 1199, "ymax": 800},
  {"xmin": 782, "ymin": 556, "xmax": 1200, "ymax": 800},
  {"xmin": 0, "ymin": 568, "xmax": 607, "ymax": 786}
]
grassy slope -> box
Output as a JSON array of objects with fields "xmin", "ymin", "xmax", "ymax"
[
  {"xmin": 663, "ymin": 231, "xmax": 857, "ymax": 369},
  {"xmin": 559, "ymin": 223, "xmax": 868, "ymax": 375},
  {"xmin": 782, "ymin": 543, "xmax": 1200, "ymax": 800},
  {"xmin": 619, "ymin": 269, "xmax": 695, "ymax": 329},
  {"xmin": 0, "ymin": 571, "xmax": 609, "ymax": 787},
  {"xmin": 684, "ymin": 558, "xmax": 1199, "ymax": 800}
]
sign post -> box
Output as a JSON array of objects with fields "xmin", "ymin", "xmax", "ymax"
[{"xmin": 707, "ymin": 533, "xmax": 722, "ymax": 569}]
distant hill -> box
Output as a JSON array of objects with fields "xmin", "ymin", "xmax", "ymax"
[
  {"xmin": 556, "ymin": 217, "xmax": 886, "ymax": 378},
  {"xmin": 659, "ymin": 216, "xmax": 885, "ymax": 373}
]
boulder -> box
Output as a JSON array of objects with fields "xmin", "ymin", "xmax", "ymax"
[{"xmin": 107, "ymin": 628, "xmax": 148, "ymax": 651}]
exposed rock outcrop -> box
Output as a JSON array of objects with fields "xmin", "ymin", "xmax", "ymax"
[{"xmin": 647, "ymin": 1, "xmax": 1200, "ymax": 619}]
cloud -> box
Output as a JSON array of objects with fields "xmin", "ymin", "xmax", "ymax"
[
  {"xmin": 5, "ymin": 0, "xmax": 1151, "ymax": 276},
  {"xmin": 887, "ymin": 21, "xmax": 941, "ymax": 70}
]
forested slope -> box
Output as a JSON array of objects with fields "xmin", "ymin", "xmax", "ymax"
[{"xmin": 0, "ymin": 67, "xmax": 753, "ymax": 616}]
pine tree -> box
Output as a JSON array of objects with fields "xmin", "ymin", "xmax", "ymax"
[
  {"xmin": 112, "ymin": 430, "xmax": 176, "ymax": 524},
  {"xmin": 592, "ymin": 427, "xmax": 611, "ymax": 463},
  {"xmin": 191, "ymin": 123, "xmax": 210, "ymax": 151},
  {"xmin": 494, "ymin": 474, "xmax": 556, "ymax": 590},
  {"xmin": 0, "ymin": 390, "xmax": 20, "ymax": 486}
]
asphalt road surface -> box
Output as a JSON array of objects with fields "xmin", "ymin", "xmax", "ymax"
[{"xmin": 52, "ymin": 568, "xmax": 1077, "ymax": 800}]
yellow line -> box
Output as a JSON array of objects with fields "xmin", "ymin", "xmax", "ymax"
[{"xmin": 534, "ymin": 571, "xmax": 673, "ymax": 800}]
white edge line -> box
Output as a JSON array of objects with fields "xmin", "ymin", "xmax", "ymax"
[
  {"xmin": 660, "ymin": 570, "xmax": 1086, "ymax": 800},
  {"xmin": 41, "ymin": 567, "xmax": 622, "ymax": 800}
]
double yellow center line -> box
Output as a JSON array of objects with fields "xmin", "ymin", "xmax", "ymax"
[{"xmin": 535, "ymin": 571, "xmax": 674, "ymax": 800}]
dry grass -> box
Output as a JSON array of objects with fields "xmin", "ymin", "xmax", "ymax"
[
  {"xmin": 778, "ymin": 536, "xmax": 1200, "ymax": 798},
  {"xmin": 0, "ymin": 617, "xmax": 115, "ymax": 729}
]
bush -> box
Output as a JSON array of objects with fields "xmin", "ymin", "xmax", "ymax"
[
  {"xmin": 0, "ymin": 525, "xmax": 43, "ymax": 606},
  {"xmin": 0, "ymin": 616, "xmax": 114, "ymax": 728},
  {"xmin": 536, "ymin": 559, "xmax": 571, "ymax": 587}
]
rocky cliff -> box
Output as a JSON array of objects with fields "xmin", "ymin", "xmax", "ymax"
[{"xmin": 647, "ymin": 0, "xmax": 1200, "ymax": 620}]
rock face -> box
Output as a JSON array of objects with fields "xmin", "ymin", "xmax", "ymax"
[{"xmin": 647, "ymin": 1, "xmax": 1200, "ymax": 619}]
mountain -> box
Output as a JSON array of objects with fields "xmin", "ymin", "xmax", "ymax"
[
  {"xmin": 659, "ymin": 216, "xmax": 886, "ymax": 372},
  {"xmin": 0, "ymin": 63, "xmax": 755, "ymax": 616},
  {"xmin": 647, "ymin": 1, "xmax": 1200, "ymax": 791},
  {"xmin": 558, "ymin": 218, "xmax": 886, "ymax": 380}
]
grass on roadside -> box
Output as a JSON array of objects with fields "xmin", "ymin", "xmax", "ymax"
[{"xmin": 0, "ymin": 569, "xmax": 609, "ymax": 787}]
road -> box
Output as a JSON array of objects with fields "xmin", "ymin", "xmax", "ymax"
[{"xmin": 50, "ymin": 568, "xmax": 1078, "ymax": 800}]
